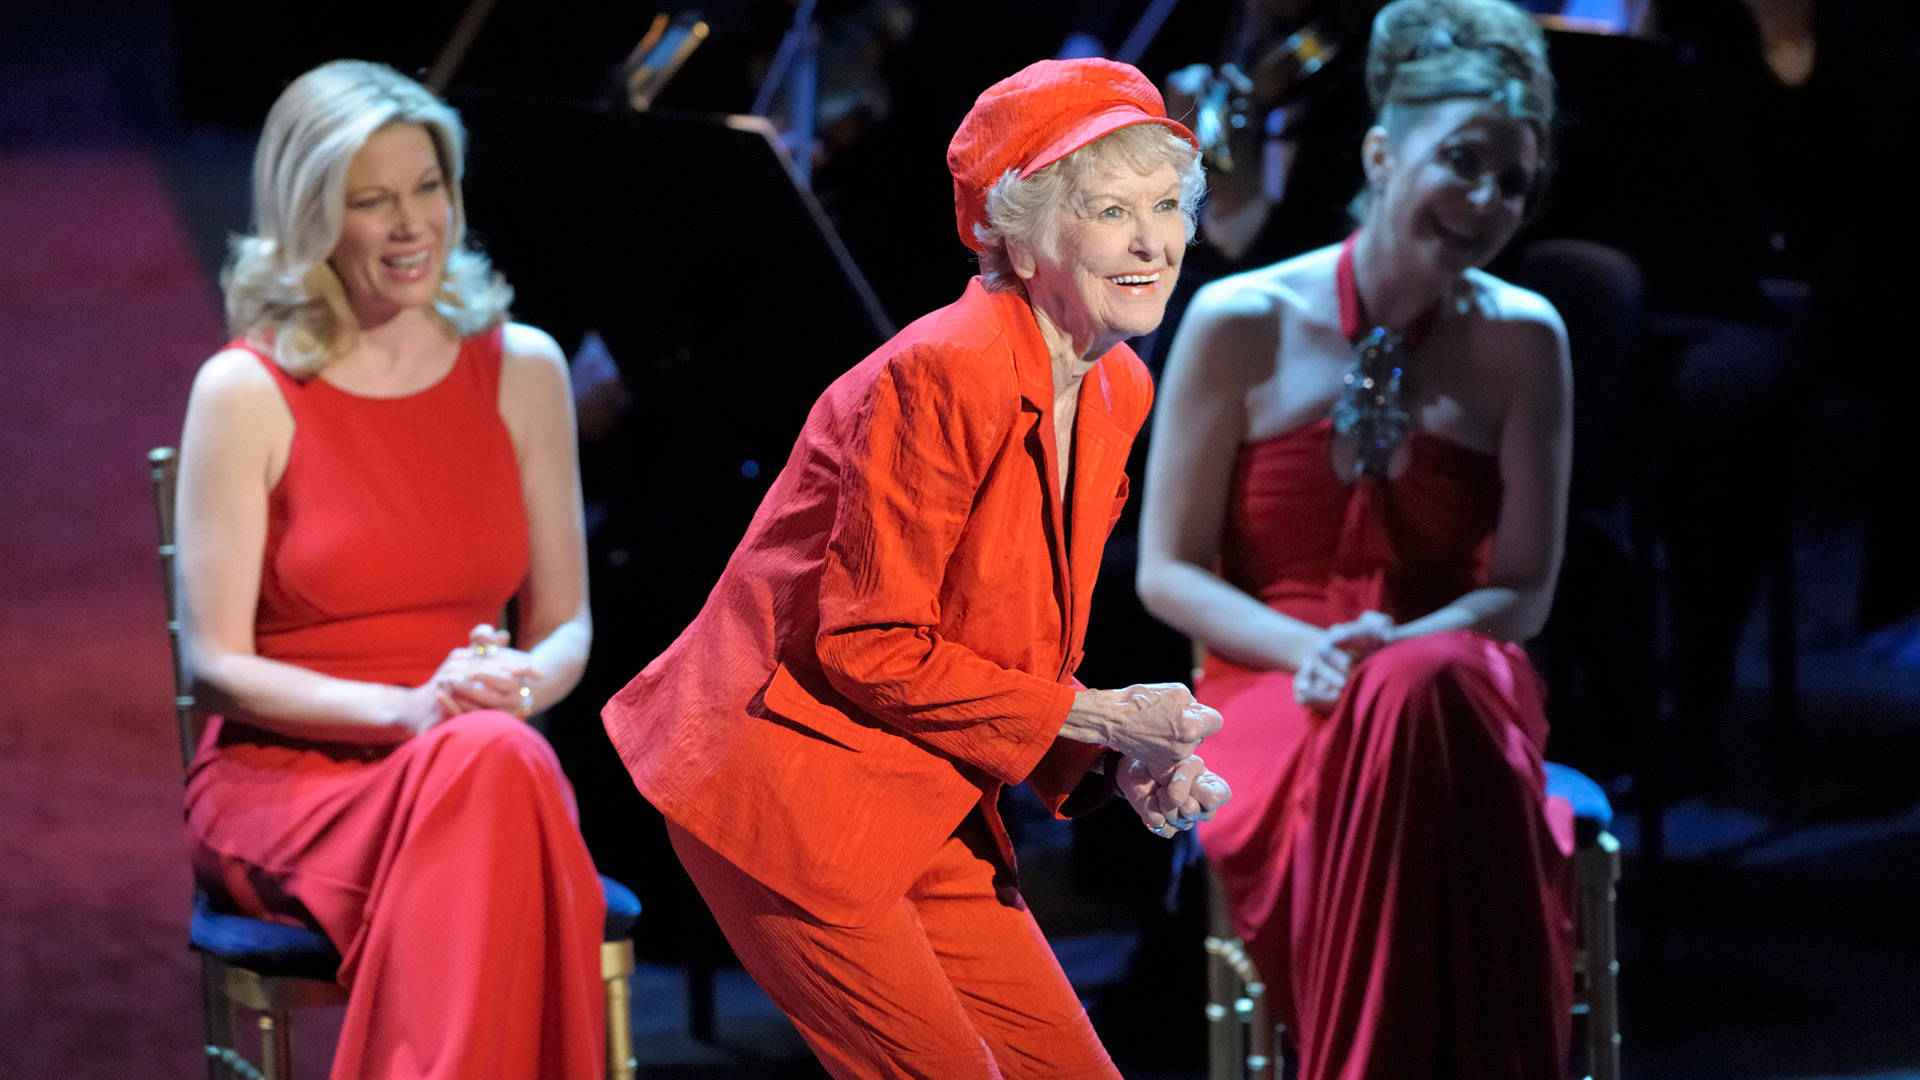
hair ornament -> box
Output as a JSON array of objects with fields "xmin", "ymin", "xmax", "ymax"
[{"xmin": 1499, "ymin": 77, "xmax": 1524, "ymax": 113}]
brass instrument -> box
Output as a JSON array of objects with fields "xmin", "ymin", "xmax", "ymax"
[{"xmin": 1178, "ymin": 1, "xmax": 1379, "ymax": 173}]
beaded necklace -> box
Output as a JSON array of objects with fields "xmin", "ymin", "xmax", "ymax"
[{"xmin": 1330, "ymin": 232, "xmax": 1440, "ymax": 479}]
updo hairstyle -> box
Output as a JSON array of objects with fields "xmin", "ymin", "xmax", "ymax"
[{"xmin": 1355, "ymin": 0, "xmax": 1555, "ymax": 218}]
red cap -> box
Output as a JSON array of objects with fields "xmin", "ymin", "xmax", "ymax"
[{"xmin": 947, "ymin": 57, "xmax": 1198, "ymax": 252}]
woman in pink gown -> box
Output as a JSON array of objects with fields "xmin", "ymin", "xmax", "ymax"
[{"xmin": 1137, "ymin": 2, "xmax": 1577, "ymax": 1077}]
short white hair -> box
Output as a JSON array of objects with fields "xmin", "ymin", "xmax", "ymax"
[
  {"xmin": 222, "ymin": 60, "xmax": 511, "ymax": 375},
  {"xmin": 973, "ymin": 123, "xmax": 1205, "ymax": 293}
]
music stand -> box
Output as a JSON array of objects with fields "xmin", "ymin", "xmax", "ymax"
[{"xmin": 456, "ymin": 92, "xmax": 892, "ymax": 606}]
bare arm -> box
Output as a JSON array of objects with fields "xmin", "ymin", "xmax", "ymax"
[
  {"xmin": 1135, "ymin": 281, "xmax": 1328, "ymax": 673},
  {"xmin": 494, "ymin": 323, "xmax": 593, "ymax": 713},
  {"xmin": 1392, "ymin": 297, "xmax": 1572, "ymax": 644},
  {"xmin": 176, "ymin": 350, "xmax": 440, "ymax": 741}
]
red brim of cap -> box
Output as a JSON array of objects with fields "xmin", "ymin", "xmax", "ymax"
[{"xmin": 1015, "ymin": 107, "xmax": 1199, "ymax": 180}]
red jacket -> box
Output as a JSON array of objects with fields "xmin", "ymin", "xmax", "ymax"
[{"xmin": 602, "ymin": 278, "xmax": 1154, "ymax": 926}]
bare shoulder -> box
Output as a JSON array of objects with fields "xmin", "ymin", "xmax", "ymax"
[
  {"xmin": 499, "ymin": 321, "xmax": 568, "ymax": 377},
  {"xmin": 181, "ymin": 346, "xmax": 292, "ymax": 478},
  {"xmin": 1469, "ymin": 270, "xmax": 1566, "ymax": 355},
  {"xmin": 192, "ymin": 345, "xmax": 275, "ymax": 397},
  {"xmin": 497, "ymin": 322, "xmax": 572, "ymax": 407},
  {"xmin": 1468, "ymin": 271, "xmax": 1566, "ymax": 344},
  {"xmin": 494, "ymin": 323, "xmax": 574, "ymax": 445},
  {"xmin": 1186, "ymin": 257, "xmax": 1295, "ymax": 329},
  {"xmin": 189, "ymin": 346, "xmax": 288, "ymax": 423},
  {"xmin": 1464, "ymin": 270, "xmax": 1571, "ymax": 403},
  {"xmin": 1175, "ymin": 262, "xmax": 1288, "ymax": 366},
  {"xmin": 1187, "ymin": 245, "xmax": 1334, "ymax": 338},
  {"xmin": 1170, "ymin": 246, "xmax": 1330, "ymax": 385}
]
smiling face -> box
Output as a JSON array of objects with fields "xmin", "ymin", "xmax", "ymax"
[
  {"xmin": 1364, "ymin": 97, "xmax": 1542, "ymax": 276},
  {"xmin": 1015, "ymin": 160, "xmax": 1188, "ymax": 359},
  {"xmin": 329, "ymin": 123, "xmax": 452, "ymax": 327}
]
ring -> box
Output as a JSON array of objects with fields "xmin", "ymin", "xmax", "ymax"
[
  {"xmin": 474, "ymin": 643, "xmax": 495, "ymax": 656},
  {"xmin": 516, "ymin": 680, "xmax": 534, "ymax": 719}
]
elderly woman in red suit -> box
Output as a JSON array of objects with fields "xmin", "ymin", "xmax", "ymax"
[
  {"xmin": 1138, "ymin": 1, "xmax": 1577, "ymax": 1077},
  {"xmin": 603, "ymin": 58, "xmax": 1229, "ymax": 1079}
]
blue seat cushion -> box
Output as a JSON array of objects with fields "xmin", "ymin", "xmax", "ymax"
[
  {"xmin": 191, "ymin": 877, "xmax": 636, "ymax": 978},
  {"xmin": 190, "ymin": 894, "xmax": 341, "ymax": 982},
  {"xmin": 600, "ymin": 874, "xmax": 640, "ymax": 941},
  {"xmin": 1543, "ymin": 761, "xmax": 1614, "ymax": 845}
]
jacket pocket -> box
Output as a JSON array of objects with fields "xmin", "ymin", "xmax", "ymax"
[{"xmin": 758, "ymin": 662, "xmax": 886, "ymax": 753}]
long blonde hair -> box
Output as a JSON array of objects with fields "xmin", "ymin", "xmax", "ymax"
[{"xmin": 222, "ymin": 60, "xmax": 511, "ymax": 375}]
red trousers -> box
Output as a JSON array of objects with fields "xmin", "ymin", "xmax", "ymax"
[
  {"xmin": 668, "ymin": 815, "xmax": 1118, "ymax": 1080},
  {"xmin": 185, "ymin": 711, "xmax": 606, "ymax": 1080},
  {"xmin": 1199, "ymin": 631, "xmax": 1576, "ymax": 1080}
]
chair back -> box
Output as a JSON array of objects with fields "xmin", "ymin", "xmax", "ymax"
[
  {"xmin": 1511, "ymin": 238, "xmax": 1648, "ymax": 510},
  {"xmin": 148, "ymin": 446, "xmax": 200, "ymax": 775}
]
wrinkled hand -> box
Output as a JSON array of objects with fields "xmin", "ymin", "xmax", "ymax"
[
  {"xmin": 1080, "ymin": 683, "xmax": 1223, "ymax": 781},
  {"xmin": 1293, "ymin": 610, "xmax": 1396, "ymax": 712},
  {"xmin": 1121, "ymin": 754, "xmax": 1232, "ymax": 838}
]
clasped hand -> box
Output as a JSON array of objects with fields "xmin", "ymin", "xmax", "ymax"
[
  {"xmin": 1060, "ymin": 681, "xmax": 1230, "ymax": 838},
  {"xmin": 1121, "ymin": 753, "xmax": 1232, "ymax": 838},
  {"xmin": 1075, "ymin": 681, "xmax": 1223, "ymax": 779},
  {"xmin": 394, "ymin": 624, "xmax": 544, "ymax": 735},
  {"xmin": 1292, "ymin": 610, "xmax": 1396, "ymax": 712}
]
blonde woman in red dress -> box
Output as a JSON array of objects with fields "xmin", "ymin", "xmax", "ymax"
[{"xmin": 175, "ymin": 60, "xmax": 603, "ymax": 1078}]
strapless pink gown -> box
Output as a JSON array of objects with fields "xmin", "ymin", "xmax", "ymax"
[{"xmin": 1197, "ymin": 417, "xmax": 1576, "ymax": 1080}]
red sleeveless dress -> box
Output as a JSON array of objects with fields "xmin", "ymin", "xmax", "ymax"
[
  {"xmin": 184, "ymin": 329, "xmax": 605, "ymax": 1080},
  {"xmin": 1196, "ymin": 418, "xmax": 1577, "ymax": 1080}
]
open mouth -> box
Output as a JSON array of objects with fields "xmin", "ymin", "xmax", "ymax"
[
  {"xmin": 1429, "ymin": 217, "xmax": 1483, "ymax": 252},
  {"xmin": 1106, "ymin": 271, "xmax": 1163, "ymax": 295},
  {"xmin": 382, "ymin": 251, "xmax": 432, "ymax": 277}
]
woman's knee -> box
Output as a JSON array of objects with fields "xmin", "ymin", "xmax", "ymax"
[
  {"xmin": 1357, "ymin": 631, "xmax": 1499, "ymax": 701},
  {"xmin": 417, "ymin": 711, "xmax": 568, "ymax": 786},
  {"xmin": 1345, "ymin": 632, "xmax": 1523, "ymax": 762}
]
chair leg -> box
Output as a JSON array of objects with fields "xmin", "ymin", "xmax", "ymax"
[
  {"xmin": 200, "ymin": 957, "xmax": 245, "ymax": 1080},
  {"xmin": 256, "ymin": 1010, "xmax": 292, "ymax": 1080},
  {"xmin": 1205, "ymin": 935, "xmax": 1240, "ymax": 1080},
  {"xmin": 1243, "ymin": 984, "xmax": 1276, "ymax": 1080},
  {"xmin": 687, "ymin": 959, "xmax": 717, "ymax": 1044},
  {"xmin": 1580, "ymin": 833, "xmax": 1623, "ymax": 1080},
  {"xmin": 1232, "ymin": 988, "xmax": 1257, "ymax": 1079},
  {"xmin": 1767, "ymin": 520, "xmax": 1799, "ymax": 797},
  {"xmin": 602, "ymin": 939, "xmax": 637, "ymax": 1080},
  {"xmin": 1204, "ymin": 870, "xmax": 1243, "ymax": 1080},
  {"xmin": 1205, "ymin": 866, "xmax": 1285, "ymax": 1080}
]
